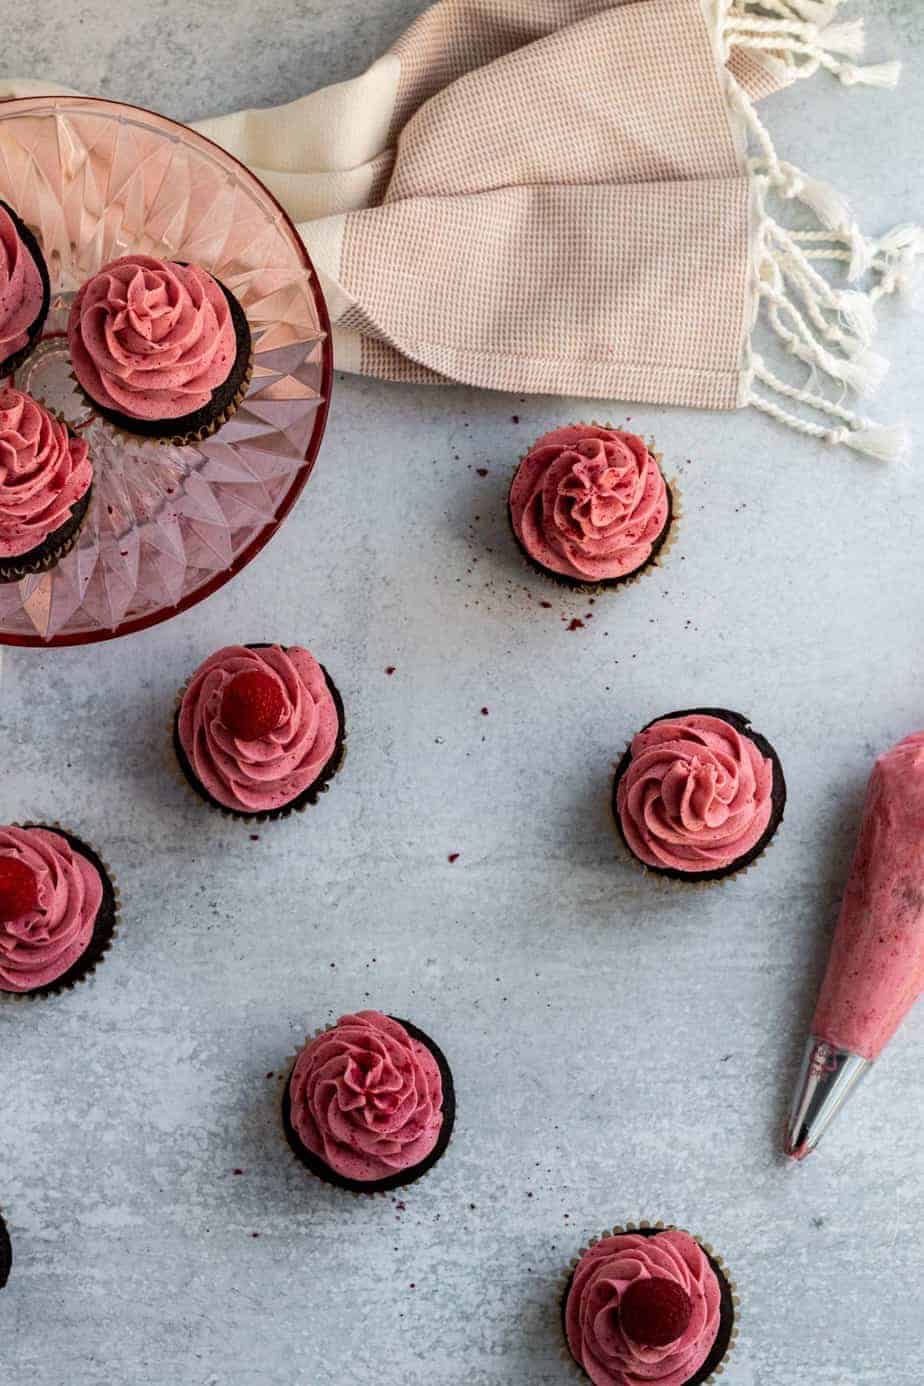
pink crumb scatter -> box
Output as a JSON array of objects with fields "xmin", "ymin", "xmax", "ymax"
[{"xmin": 448, "ymin": 852, "xmax": 460, "ymax": 863}]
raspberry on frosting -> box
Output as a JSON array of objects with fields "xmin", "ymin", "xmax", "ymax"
[
  {"xmin": 67, "ymin": 255, "xmax": 237, "ymax": 420},
  {"xmin": 0, "ymin": 826, "xmax": 103, "ymax": 993},
  {"xmin": 0, "ymin": 388, "xmax": 92, "ymax": 559},
  {"xmin": 0, "ymin": 204, "xmax": 45, "ymax": 363},
  {"xmin": 509, "ymin": 425, "xmax": 670, "ymax": 582},
  {"xmin": 565, "ymin": 1230, "xmax": 723, "ymax": 1386},
  {"xmin": 288, "ymin": 1011, "xmax": 444, "ymax": 1182},
  {"xmin": 177, "ymin": 644, "xmax": 341, "ymax": 814},
  {"xmin": 616, "ymin": 713, "xmax": 775, "ymax": 874}
]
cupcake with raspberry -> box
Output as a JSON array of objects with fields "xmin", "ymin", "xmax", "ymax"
[
  {"xmin": 173, "ymin": 643, "xmax": 345, "ymax": 820},
  {"xmin": 0, "ymin": 387, "xmax": 93, "ymax": 583},
  {"xmin": 0, "ymin": 1210, "xmax": 10, "ymax": 1290},
  {"xmin": 562, "ymin": 1224, "xmax": 737, "ymax": 1386},
  {"xmin": 283, "ymin": 1010, "xmax": 455, "ymax": 1194},
  {"xmin": 508, "ymin": 425, "xmax": 674, "ymax": 588},
  {"xmin": 613, "ymin": 709, "xmax": 785, "ymax": 883},
  {"xmin": 68, "ymin": 255, "xmax": 252, "ymax": 444},
  {"xmin": 0, "ymin": 201, "xmax": 50, "ymax": 378},
  {"xmin": 0, "ymin": 825, "xmax": 119, "ymax": 998}
]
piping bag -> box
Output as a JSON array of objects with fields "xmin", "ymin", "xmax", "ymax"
[{"xmin": 786, "ymin": 733, "xmax": 924, "ymax": 1159}]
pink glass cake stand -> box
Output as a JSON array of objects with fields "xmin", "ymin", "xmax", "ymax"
[{"xmin": 0, "ymin": 96, "xmax": 332, "ymax": 646}]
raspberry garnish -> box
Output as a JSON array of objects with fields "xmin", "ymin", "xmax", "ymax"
[
  {"xmin": 220, "ymin": 669, "xmax": 286, "ymax": 740},
  {"xmin": 619, "ymin": 1277, "xmax": 694, "ymax": 1347},
  {"xmin": 0, "ymin": 857, "xmax": 39, "ymax": 924}
]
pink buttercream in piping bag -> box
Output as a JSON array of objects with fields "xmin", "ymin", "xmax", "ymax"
[
  {"xmin": 617, "ymin": 714, "xmax": 773, "ymax": 872},
  {"xmin": 0, "ymin": 388, "xmax": 92, "ymax": 559},
  {"xmin": 509, "ymin": 426, "xmax": 669, "ymax": 581},
  {"xmin": 178, "ymin": 645, "xmax": 340, "ymax": 813},
  {"xmin": 813, "ymin": 732, "xmax": 924, "ymax": 1061},
  {"xmin": 0, "ymin": 826, "xmax": 103, "ymax": 993},
  {"xmin": 0, "ymin": 205, "xmax": 44, "ymax": 362},
  {"xmin": 67, "ymin": 255, "xmax": 236, "ymax": 420},
  {"xmin": 289, "ymin": 1012, "xmax": 444, "ymax": 1181},
  {"xmin": 565, "ymin": 1230, "xmax": 722, "ymax": 1386}
]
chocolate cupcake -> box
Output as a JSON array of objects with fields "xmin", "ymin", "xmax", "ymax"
[
  {"xmin": 282, "ymin": 1011, "xmax": 455, "ymax": 1194},
  {"xmin": 0, "ymin": 825, "xmax": 119, "ymax": 999},
  {"xmin": 0, "ymin": 387, "xmax": 93, "ymax": 584},
  {"xmin": 0, "ymin": 1210, "xmax": 11, "ymax": 1290},
  {"xmin": 0, "ymin": 201, "xmax": 51, "ymax": 378},
  {"xmin": 68, "ymin": 255, "xmax": 252, "ymax": 445},
  {"xmin": 562, "ymin": 1224, "xmax": 738, "ymax": 1386},
  {"xmin": 613, "ymin": 708, "xmax": 786, "ymax": 883},
  {"xmin": 173, "ymin": 643, "xmax": 346, "ymax": 821},
  {"xmin": 508, "ymin": 424, "xmax": 674, "ymax": 589}
]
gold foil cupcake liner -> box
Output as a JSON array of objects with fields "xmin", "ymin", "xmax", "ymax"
[
  {"xmin": 0, "ymin": 822, "xmax": 121, "ymax": 1002},
  {"xmin": 0, "ymin": 481, "xmax": 93, "ymax": 586},
  {"xmin": 168, "ymin": 664, "xmax": 347, "ymax": 824},
  {"xmin": 510, "ymin": 424, "xmax": 680, "ymax": 595},
  {"xmin": 68, "ymin": 348, "xmax": 254, "ymax": 449},
  {"xmin": 559, "ymin": 1222, "xmax": 740, "ymax": 1384},
  {"xmin": 279, "ymin": 1022, "xmax": 454, "ymax": 1200}
]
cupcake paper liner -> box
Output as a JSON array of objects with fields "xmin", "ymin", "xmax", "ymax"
[
  {"xmin": 169, "ymin": 646, "xmax": 347, "ymax": 823},
  {"xmin": 0, "ymin": 485, "xmax": 92, "ymax": 586},
  {"xmin": 0, "ymin": 1207, "xmax": 11, "ymax": 1291},
  {"xmin": 0, "ymin": 824, "xmax": 120, "ymax": 1001},
  {"xmin": 610, "ymin": 708, "xmax": 787, "ymax": 887},
  {"xmin": 508, "ymin": 423, "xmax": 681, "ymax": 594},
  {"xmin": 0, "ymin": 200, "xmax": 51, "ymax": 381},
  {"xmin": 280, "ymin": 1017, "xmax": 456, "ymax": 1198},
  {"xmin": 559, "ymin": 1222, "xmax": 739, "ymax": 1385}
]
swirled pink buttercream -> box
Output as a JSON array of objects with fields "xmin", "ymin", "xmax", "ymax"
[
  {"xmin": 289, "ymin": 1012, "xmax": 444, "ymax": 1181},
  {"xmin": 509, "ymin": 426, "xmax": 669, "ymax": 581},
  {"xmin": 565, "ymin": 1230, "xmax": 722, "ymax": 1386},
  {"xmin": 0, "ymin": 388, "xmax": 92, "ymax": 559},
  {"xmin": 616, "ymin": 713, "xmax": 774, "ymax": 873},
  {"xmin": 177, "ymin": 644, "xmax": 340, "ymax": 813},
  {"xmin": 0, "ymin": 826, "xmax": 103, "ymax": 993},
  {"xmin": 0, "ymin": 205, "xmax": 44, "ymax": 364},
  {"xmin": 68, "ymin": 255, "xmax": 237, "ymax": 420}
]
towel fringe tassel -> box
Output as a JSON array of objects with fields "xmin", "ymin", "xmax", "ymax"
[{"xmin": 721, "ymin": 0, "xmax": 921, "ymax": 458}]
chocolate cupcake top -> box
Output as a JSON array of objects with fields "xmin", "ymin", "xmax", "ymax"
[
  {"xmin": 0, "ymin": 205, "xmax": 45, "ymax": 365},
  {"xmin": 289, "ymin": 1012, "xmax": 445, "ymax": 1183},
  {"xmin": 616, "ymin": 713, "xmax": 774, "ymax": 874},
  {"xmin": 0, "ymin": 388, "xmax": 92, "ymax": 560},
  {"xmin": 177, "ymin": 644, "xmax": 340, "ymax": 814},
  {"xmin": 509, "ymin": 426, "xmax": 669, "ymax": 582},
  {"xmin": 0, "ymin": 826, "xmax": 103, "ymax": 994},
  {"xmin": 565, "ymin": 1230, "xmax": 722, "ymax": 1386},
  {"xmin": 68, "ymin": 255, "xmax": 237, "ymax": 420}
]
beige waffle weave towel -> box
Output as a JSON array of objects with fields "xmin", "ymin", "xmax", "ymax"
[{"xmin": 4, "ymin": 2, "xmax": 921, "ymax": 458}]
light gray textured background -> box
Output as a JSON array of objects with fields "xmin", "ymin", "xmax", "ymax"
[{"xmin": 2, "ymin": 3, "xmax": 923, "ymax": 1384}]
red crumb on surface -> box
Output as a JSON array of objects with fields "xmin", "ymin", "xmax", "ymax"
[
  {"xmin": 250, "ymin": 834, "xmax": 260, "ymax": 841},
  {"xmin": 233, "ymin": 1169, "xmax": 245, "ymax": 1176},
  {"xmin": 567, "ymin": 618, "xmax": 585, "ymax": 631},
  {"xmin": 266, "ymin": 1072, "xmax": 274, "ymax": 1079},
  {"xmin": 385, "ymin": 666, "xmax": 396, "ymax": 675},
  {"xmin": 481, "ymin": 707, "xmax": 489, "ymax": 716},
  {"xmin": 511, "ymin": 414, "xmax": 520, "ymax": 423},
  {"xmin": 539, "ymin": 600, "xmax": 552, "ymax": 608},
  {"xmin": 448, "ymin": 853, "xmax": 460, "ymax": 863},
  {"xmin": 476, "ymin": 467, "xmax": 489, "ymax": 477}
]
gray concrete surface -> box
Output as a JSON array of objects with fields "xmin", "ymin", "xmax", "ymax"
[{"xmin": 2, "ymin": 3, "xmax": 924, "ymax": 1384}]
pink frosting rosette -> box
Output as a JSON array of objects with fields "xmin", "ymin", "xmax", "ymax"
[
  {"xmin": 616, "ymin": 713, "xmax": 774, "ymax": 874},
  {"xmin": 0, "ymin": 388, "xmax": 92, "ymax": 560},
  {"xmin": 0, "ymin": 205, "xmax": 45, "ymax": 363},
  {"xmin": 509, "ymin": 426, "xmax": 670, "ymax": 582},
  {"xmin": 177, "ymin": 644, "xmax": 341, "ymax": 814},
  {"xmin": 67, "ymin": 255, "xmax": 237, "ymax": 420},
  {"xmin": 288, "ymin": 1012, "xmax": 444, "ymax": 1182},
  {"xmin": 565, "ymin": 1230, "xmax": 723, "ymax": 1386},
  {"xmin": 0, "ymin": 826, "xmax": 103, "ymax": 994}
]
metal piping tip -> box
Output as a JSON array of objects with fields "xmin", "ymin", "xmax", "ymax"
[{"xmin": 784, "ymin": 1036, "xmax": 871, "ymax": 1160}]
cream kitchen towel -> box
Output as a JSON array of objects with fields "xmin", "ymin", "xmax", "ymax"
[{"xmin": 3, "ymin": 1, "xmax": 921, "ymax": 458}]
